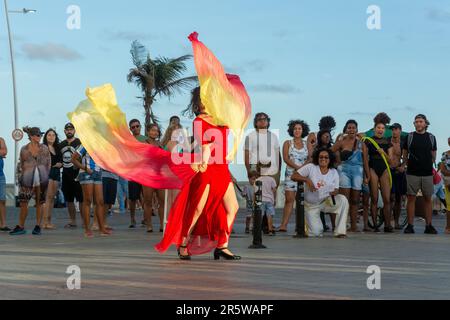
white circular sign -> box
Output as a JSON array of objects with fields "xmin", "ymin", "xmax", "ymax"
[{"xmin": 12, "ymin": 129, "xmax": 24, "ymax": 142}]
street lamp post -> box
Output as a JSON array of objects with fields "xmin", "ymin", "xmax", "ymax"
[{"xmin": 3, "ymin": 0, "xmax": 36, "ymax": 198}]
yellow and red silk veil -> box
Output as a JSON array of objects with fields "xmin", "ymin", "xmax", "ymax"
[{"xmin": 68, "ymin": 32, "xmax": 251, "ymax": 189}]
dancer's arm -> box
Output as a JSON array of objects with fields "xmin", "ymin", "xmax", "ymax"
[{"xmin": 362, "ymin": 143, "xmax": 370, "ymax": 185}]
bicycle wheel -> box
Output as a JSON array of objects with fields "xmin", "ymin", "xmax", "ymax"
[{"xmin": 399, "ymin": 209, "xmax": 408, "ymax": 228}]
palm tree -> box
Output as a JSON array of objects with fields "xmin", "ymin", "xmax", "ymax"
[{"xmin": 127, "ymin": 40, "xmax": 198, "ymax": 127}]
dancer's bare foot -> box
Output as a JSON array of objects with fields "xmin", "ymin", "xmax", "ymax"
[{"xmin": 44, "ymin": 224, "xmax": 57, "ymax": 230}]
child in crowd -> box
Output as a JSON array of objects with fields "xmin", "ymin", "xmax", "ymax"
[
  {"xmin": 242, "ymin": 171, "xmax": 258, "ymax": 234},
  {"xmin": 256, "ymin": 174, "xmax": 278, "ymax": 236}
]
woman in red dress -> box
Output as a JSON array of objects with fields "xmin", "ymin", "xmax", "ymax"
[{"xmin": 155, "ymin": 87, "xmax": 241, "ymax": 261}]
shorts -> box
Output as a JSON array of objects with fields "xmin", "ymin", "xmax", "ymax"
[
  {"xmin": 434, "ymin": 184, "xmax": 446, "ymax": 200},
  {"xmin": 338, "ymin": 164, "xmax": 363, "ymax": 191},
  {"xmin": 391, "ymin": 170, "xmax": 407, "ymax": 197},
  {"xmin": 128, "ymin": 181, "xmax": 142, "ymax": 201},
  {"xmin": 18, "ymin": 184, "xmax": 47, "ymax": 204},
  {"xmin": 406, "ymin": 175, "xmax": 433, "ymax": 198},
  {"xmin": 62, "ymin": 173, "xmax": 83, "ymax": 203},
  {"xmin": 103, "ymin": 177, "xmax": 118, "ymax": 205},
  {"xmin": 284, "ymin": 179, "xmax": 299, "ymax": 192},
  {"xmin": 445, "ymin": 186, "xmax": 450, "ymax": 211},
  {"xmin": 0, "ymin": 175, "xmax": 6, "ymax": 201},
  {"xmin": 78, "ymin": 171, "xmax": 103, "ymax": 185},
  {"xmin": 49, "ymin": 167, "xmax": 61, "ymax": 182},
  {"xmin": 261, "ymin": 201, "xmax": 276, "ymax": 217}
]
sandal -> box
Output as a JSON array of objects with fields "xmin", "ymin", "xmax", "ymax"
[
  {"xmin": 84, "ymin": 230, "xmax": 94, "ymax": 238},
  {"xmin": 64, "ymin": 223, "xmax": 77, "ymax": 229},
  {"xmin": 100, "ymin": 230, "xmax": 113, "ymax": 237},
  {"xmin": 178, "ymin": 245, "xmax": 191, "ymax": 260}
]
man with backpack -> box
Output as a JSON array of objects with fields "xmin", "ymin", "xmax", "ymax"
[{"xmin": 401, "ymin": 114, "xmax": 438, "ymax": 234}]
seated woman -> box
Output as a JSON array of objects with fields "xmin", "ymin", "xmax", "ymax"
[{"xmin": 291, "ymin": 147, "xmax": 349, "ymax": 238}]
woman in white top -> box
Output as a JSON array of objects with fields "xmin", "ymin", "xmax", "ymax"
[
  {"xmin": 278, "ymin": 120, "xmax": 310, "ymax": 232},
  {"xmin": 291, "ymin": 147, "xmax": 349, "ymax": 238}
]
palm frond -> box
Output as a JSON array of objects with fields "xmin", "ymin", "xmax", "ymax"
[
  {"xmin": 155, "ymin": 76, "xmax": 198, "ymax": 99},
  {"xmin": 130, "ymin": 41, "xmax": 148, "ymax": 67}
]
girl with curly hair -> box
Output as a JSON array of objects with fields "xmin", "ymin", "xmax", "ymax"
[{"xmin": 278, "ymin": 120, "xmax": 310, "ymax": 232}]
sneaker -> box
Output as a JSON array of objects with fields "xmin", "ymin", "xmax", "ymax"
[
  {"xmin": 0, "ymin": 226, "xmax": 11, "ymax": 232},
  {"xmin": 384, "ymin": 226, "xmax": 394, "ymax": 233},
  {"xmin": 424, "ymin": 225, "xmax": 438, "ymax": 235},
  {"xmin": 245, "ymin": 227, "xmax": 250, "ymax": 234},
  {"xmin": 32, "ymin": 225, "xmax": 42, "ymax": 235},
  {"xmin": 10, "ymin": 226, "xmax": 26, "ymax": 236},
  {"xmin": 404, "ymin": 224, "xmax": 415, "ymax": 234}
]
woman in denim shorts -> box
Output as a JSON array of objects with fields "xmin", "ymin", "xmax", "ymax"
[
  {"xmin": 42, "ymin": 129, "xmax": 63, "ymax": 230},
  {"xmin": 332, "ymin": 120, "xmax": 364, "ymax": 232},
  {"xmin": 72, "ymin": 144, "xmax": 110, "ymax": 238}
]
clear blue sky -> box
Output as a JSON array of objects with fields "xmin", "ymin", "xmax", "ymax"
[{"xmin": 1, "ymin": 0, "xmax": 449, "ymax": 182}]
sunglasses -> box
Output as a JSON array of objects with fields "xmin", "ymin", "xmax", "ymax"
[
  {"xmin": 319, "ymin": 156, "xmax": 329, "ymax": 160},
  {"xmin": 131, "ymin": 125, "xmax": 141, "ymax": 129}
]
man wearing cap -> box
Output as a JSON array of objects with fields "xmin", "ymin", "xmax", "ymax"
[
  {"xmin": 401, "ymin": 114, "xmax": 438, "ymax": 234},
  {"xmin": 390, "ymin": 123, "xmax": 407, "ymax": 229},
  {"xmin": 59, "ymin": 123, "xmax": 83, "ymax": 228},
  {"xmin": 128, "ymin": 119, "xmax": 147, "ymax": 228}
]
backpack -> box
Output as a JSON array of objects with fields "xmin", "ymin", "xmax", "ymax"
[
  {"xmin": 407, "ymin": 132, "xmax": 436, "ymax": 151},
  {"xmin": 407, "ymin": 132, "xmax": 436, "ymax": 163}
]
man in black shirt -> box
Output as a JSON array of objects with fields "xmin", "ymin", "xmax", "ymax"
[
  {"xmin": 401, "ymin": 114, "xmax": 437, "ymax": 234},
  {"xmin": 60, "ymin": 123, "xmax": 83, "ymax": 228}
]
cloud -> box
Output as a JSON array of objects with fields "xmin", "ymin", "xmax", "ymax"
[
  {"xmin": 0, "ymin": 34, "xmax": 26, "ymax": 42},
  {"xmin": 103, "ymin": 30, "xmax": 159, "ymax": 42},
  {"xmin": 426, "ymin": 8, "xmax": 450, "ymax": 23},
  {"xmin": 392, "ymin": 106, "xmax": 420, "ymax": 113},
  {"xmin": 225, "ymin": 59, "xmax": 268, "ymax": 75},
  {"xmin": 345, "ymin": 111, "xmax": 373, "ymax": 116},
  {"xmin": 33, "ymin": 111, "xmax": 46, "ymax": 117},
  {"xmin": 21, "ymin": 43, "xmax": 82, "ymax": 61},
  {"xmin": 249, "ymin": 84, "xmax": 302, "ymax": 94},
  {"xmin": 395, "ymin": 35, "xmax": 407, "ymax": 43},
  {"xmin": 273, "ymin": 30, "xmax": 290, "ymax": 39},
  {"xmin": 368, "ymin": 96, "xmax": 392, "ymax": 101}
]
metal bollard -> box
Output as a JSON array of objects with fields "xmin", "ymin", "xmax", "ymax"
[
  {"xmin": 249, "ymin": 180, "xmax": 267, "ymax": 249},
  {"xmin": 293, "ymin": 182, "xmax": 307, "ymax": 238}
]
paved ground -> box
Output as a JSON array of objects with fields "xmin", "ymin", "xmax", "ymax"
[{"xmin": 0, "ymin": 207, "xmax": 449, "ymax": 300}]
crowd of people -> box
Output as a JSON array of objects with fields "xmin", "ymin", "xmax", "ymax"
[{"xmin": 0, "ymin": 111, "xmax": 449, "ymax": 239}]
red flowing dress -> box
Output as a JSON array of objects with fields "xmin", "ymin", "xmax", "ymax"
[{"xmin": 155, "ymin": 115, "xmax": 233, "ymax": 255}]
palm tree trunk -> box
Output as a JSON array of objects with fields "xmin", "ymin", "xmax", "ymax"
[{"xmin": 144, "ymin": 93, "xmax": 153, "ymax": 128}]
